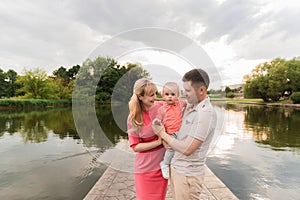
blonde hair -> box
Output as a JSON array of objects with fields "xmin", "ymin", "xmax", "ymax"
[
  {"xmin": 162, "ymin": 82, "xmax": 180, "ymax": 97},
  {"xmin": 128, "ymin": 78, "xmax": 157, "ymax": 130}
]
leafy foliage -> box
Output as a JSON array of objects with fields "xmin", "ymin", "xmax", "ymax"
[
  {"xmin": 243, "ymin": 57, "xmax": 300, "ymax": 102},
  {"xmin": 73, "ymin": 56, "xmax": 149, "ymax": 103},
  {"xmin": 16, "ymin": 68, "xmax": 57, "ymax": 99},
  {"xmin": 226, "ymin": 91, "xmax": 235, "ymax": 98},
  {"xmin": 0, "ymin": 69, "xmax": 20, "ymax": 98},
  {"xmin": 1, "ymin": 55, "xmax": 149, "ymax": 104},
  {"xmin": 290, "ymin": 92, "xmax": 300, "ymax": 104}
]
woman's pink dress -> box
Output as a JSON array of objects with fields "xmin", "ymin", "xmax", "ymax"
[{"xmin": 127, "ymin": 102, "xmax": 168, "ymax": 200}]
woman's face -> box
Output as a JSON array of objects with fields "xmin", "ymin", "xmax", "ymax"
[{"xmin": 139, "ymin": 91, "xmax": 157, "ymax": 110}]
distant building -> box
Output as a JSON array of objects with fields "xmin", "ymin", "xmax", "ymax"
[{"xmin": 221, "ymin": 83, "xmax": 244, "ymax": 92}]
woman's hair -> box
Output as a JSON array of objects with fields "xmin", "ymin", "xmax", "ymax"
[{"xmin": 128, "ymin": 78, "xmax": 157, "ymax": 130}]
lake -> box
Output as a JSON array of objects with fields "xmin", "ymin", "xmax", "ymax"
[
  {"xmin": 207, "ymin": 103, "xmax": 300, "ymax": 200},
  {"xmin": 0, "ymin": 104, "xmax": 299, "ymax": 200}
]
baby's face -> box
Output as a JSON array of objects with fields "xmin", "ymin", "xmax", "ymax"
[{"xmin": 162, "ymin": 87, "xmax": 179, "ymax": 105}]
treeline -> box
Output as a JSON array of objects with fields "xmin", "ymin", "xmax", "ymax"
[
  {"xmin": 243, "ymin": 57, "xmax": 300, "ymax": 102},
  {"xmin": 0, "ymin": 56, "xmax": 148, "ymax": 104}
]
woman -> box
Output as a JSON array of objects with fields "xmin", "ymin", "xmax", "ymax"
[{"xmin": 127, "ymin": 78, "xmax": 168, "ymax": 200}]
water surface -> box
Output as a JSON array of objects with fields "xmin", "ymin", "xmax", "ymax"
[
  {"xmin": 207, "ymin": 104, "xmax": 300, "ymax": 200},
  {"xmin": 1, "ymin": 104, "xmax": 300, "ymax": 200}
]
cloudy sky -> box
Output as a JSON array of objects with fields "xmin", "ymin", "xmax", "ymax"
[{"xmin": 1, "ymin": 0, "xmax": 300, "ymax": 88}]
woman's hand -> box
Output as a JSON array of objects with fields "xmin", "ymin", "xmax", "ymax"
[
  {"xmin": 157, "ymin": 136, "xmax": 163, "ymax": 146},
  {"xmin": 162, "ymin": 140, "xmax": 169, "ymax": 148}
]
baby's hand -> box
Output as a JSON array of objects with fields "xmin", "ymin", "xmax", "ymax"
[
  {"xmin": 152, "ymin": 118, "xmax": 164, "ymax": 135},
  {"xmin": 153, "ymin": 118, "xmax": 162, "ymax": 126},
  {"xmin": 186, "ymin": 103, "xmax": 193, "ymax": 110}
]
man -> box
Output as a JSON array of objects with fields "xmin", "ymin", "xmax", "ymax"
[{"xmin": 152, "ymin": 68, "xmax": 217, "ymax": 200}]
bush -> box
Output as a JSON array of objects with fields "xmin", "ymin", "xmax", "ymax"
[
  {"xmin": 226, "ymin": 92, "xmax": 235, "ymax": 98},
  {"xmin": 290, "ymin": 92, "xmax": 300, "ymax": 104}
]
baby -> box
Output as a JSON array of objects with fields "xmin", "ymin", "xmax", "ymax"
[{"xmin": 155, "ymin": 82, "xmax": 186, "ymax": 179}]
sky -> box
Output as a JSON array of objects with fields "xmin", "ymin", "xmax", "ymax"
[{"xmin": 1, "ymin": 0, "xmax": 300, "ymax": 89}]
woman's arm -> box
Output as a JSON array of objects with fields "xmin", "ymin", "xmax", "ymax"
[{"xmin": 133, "ymin": 137, "xmax": 162, "ymax": 152}]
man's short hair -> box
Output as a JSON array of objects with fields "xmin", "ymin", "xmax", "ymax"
[{"xmin": 182, "ymin": 68, "xmax": 210, "ymax": 89}]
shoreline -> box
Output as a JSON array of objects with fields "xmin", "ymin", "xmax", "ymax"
[
  {"xmin": 1, "ymin": 98, "xmax": 299, "ymax": 110},
  {"xmin": 211, "ymin": 99, "xmax": 300, "ymax": 108}
]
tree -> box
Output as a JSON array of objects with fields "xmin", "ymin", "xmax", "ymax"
[
  {"xmin": 225, "ymin": 86, "xmax": 232, "ymax": 94},
  {"xmin": 0, "ymin": 68, "xmax": 20, "ymax": 98},
  {"xmin": 0, "ymin": 69, "xmax": 7, "ymax": 98},
  {"xmin": 286, "ymin": 58, "xmax": 300, "ymax": 93},
  {"xmin": 68, "ymin": 65, "xmax": 80, "ymax": 80},
  {"xmin": 53, "ymin": 66, "xmax": 69, "ymax": 86},
  {"xmin": 73, "ymin": 56, "xmax": 149, "ymax": 103},
  {"xmin": 5, "ymin": 69, "xmax": 19, "ymax": 97},
  {"xmin": 73, "ymin": 57, "xmax": 115, "ymax": 101},
  {"xmin": 243, "ymin": 58, "xmax": 289, "ymax": 102},
  {"xmin": 111, "ymin": 63, "xmax": 149, "ymax": 103},
  {"xmin": 17, "ymin": 68, "xmax": 57, "ymax": 99},
  {"xmin": 52, "ymin": 66, "xmax": 78, "ymax": 99}
]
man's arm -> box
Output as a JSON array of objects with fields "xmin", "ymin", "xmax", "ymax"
[
  {"xmin": 161, "ymin": 131, "xmax": 202, "ymax": 156},
  {"xmin": 152, "ymin": 119, "xmax": 202, "ymax": 156}
]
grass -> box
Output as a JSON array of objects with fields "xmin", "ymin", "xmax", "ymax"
[
  {"xmin": 211, "ymin": 97, "xmax": 298, "ymax": 106},
  {"xmin": 0, "ymin": 99, "xmax": 72, "ymax": 108},
  {"xmin": 220, "ymin": 98, "xmax": 264, "ymax": 103}
]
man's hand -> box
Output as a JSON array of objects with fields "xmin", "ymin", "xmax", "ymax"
[{"xmin": 152, "ymin": 118, "xmax": 165, "ymax": 136}]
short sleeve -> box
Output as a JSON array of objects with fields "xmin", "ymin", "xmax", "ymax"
[
  {"xmin": 156, "ymin": 106, "xmax": 164, "ymax": 121},
  {"xmin": 128, "ymin": 135, "xmax": 139, "ymax": 149},
  {"xmin": 127, "ymin": 117, "xmax": 140, "ymax": 150}
]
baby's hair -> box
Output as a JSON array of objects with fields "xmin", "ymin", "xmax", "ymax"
[{"xmin": 162, "ymin": 82, "xmax": 180, "ymax": 97}]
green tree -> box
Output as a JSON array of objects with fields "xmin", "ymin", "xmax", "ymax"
[
  {"xmin": 68, "ymin": 65, "xmax": 80, "ymax": 80},
  {"xmin": 96, "ymin": 65, "xmax": 120, "ymax": 102},
  {"xmin": 225, "ymin": 86, "xmax": 232, "ymax": 94},
  {"xmin": 0, "ymin": 69, "xmax": 7, "ymax": 98},
  {"xmin": 243, "ymin": 58, "xmax": 289, "ymax": 102},
  {"xmin": 53, "ymin": 66, "xmax": 69, "ymax": 86},
  {"xmin": 286, "ymin": 58, "xmax": 300, "ymax": 93},
  {"xmin": 73, "ymin": 56, "xmax": 149, "ymax": 103},
  {"xmin": 73, "ymin": 57, "xmax": 114, "ymax": 101},
  {"xmin": 52, "ymin": 66, "xmax": 77, "ymax": 99},
  {"xmin": 111, "ymin": 63, "xmax": 149, "ymax": 103},
  {"xmin": 17, "ymin": 68, "xmax": 57, "ymax": 99},
  {"xmin": 5, "ymin": 69, "xmax": 19, "ymax": 97}
]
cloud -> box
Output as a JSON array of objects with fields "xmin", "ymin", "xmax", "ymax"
[{"xmin": 0, "ymin": 0, "xmax": 299, "ymax": 86}]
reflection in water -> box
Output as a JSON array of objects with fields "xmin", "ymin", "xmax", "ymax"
[
  {"xmin": 0, "ymin": 106, "xmax": 128, "ymax": 146},
  {"xmin": 207, "ymin": 103, "xmax": 300, "ymax": 200},
  {"xmin": 1, "ymin": 104, "xmax": 300, "ymax": 200},
  {"xmin": 0, "ymin": 108, "xmax": 79, "ymax": 143},
  {"xmin": 0, "ymin": 106, "xmax": 128, "ymax": 200},
  {"xmin": 244, "ymin": 105, "xmax": 300, "ymax": 150}
]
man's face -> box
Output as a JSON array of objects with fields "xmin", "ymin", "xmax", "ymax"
[{"xmin": 183, "ymin": 81, "xmax": 198, "ymax": 105}]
